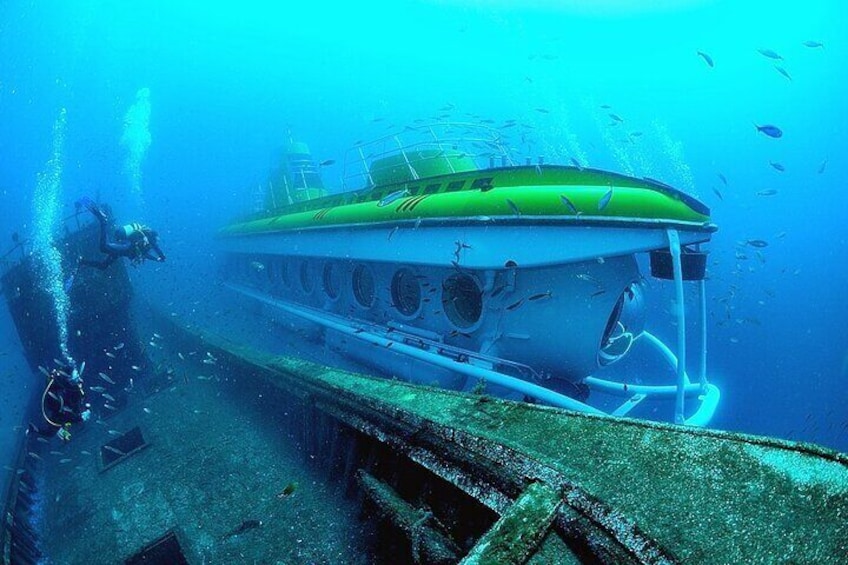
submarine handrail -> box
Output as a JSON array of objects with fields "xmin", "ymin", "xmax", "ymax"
[
  {"xmin": 583, "ymin": 330, "xmax": 720, "ymax": 426},
  {"xmin": 225, "ymin": 282, "xmax": 605, "ymax": 414},
  {"xmin": 341, "ymin": 122, "xmax": 516, "ymax": 191}
]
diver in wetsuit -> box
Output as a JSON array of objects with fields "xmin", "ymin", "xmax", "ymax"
[
  {"xmin": 29, "ymin": 361, "xmax": 91, "ymax": 442},
  {"xmin": 77, "ymin": 197, "xmax": 166, "ymax": 270}
]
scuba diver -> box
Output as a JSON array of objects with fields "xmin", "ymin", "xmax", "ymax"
[
  {"xmin": 29, "ymin": 360, "xmax": 91, "ymax": 442},
  {"xmin": 76, "ymin": 197, "xmax": 166, "ymax": 271}
]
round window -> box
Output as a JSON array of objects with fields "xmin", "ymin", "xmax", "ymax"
[
  {"xmin": 391, "ymin": 268, "xmax": 421, "ymax": 316},
  {"xmin": 352, "ymin": 264, "xmax": 375, "ymax": 307},
  {"xmin": 442, "ymin": 273, "xmax": 483, "ymax": 329},
  {"xmin": 299, "ymin": 261, "xmax": 314, "ymax": 294},
  {"xmin": 323, "ymin": 262, "xmax": 341, "ymax": 300}
]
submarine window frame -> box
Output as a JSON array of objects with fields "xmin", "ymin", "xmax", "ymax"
[
  {"xmin": 322, "ymin": 262, "xmax": 342, "ymax": 301},
  {"xmin": 390, "ymin": 268, "xmax": 422, "ymax": 318},
  {"xmin": 299, "ymin": 260, "xmax": 315, "ymax": 295},
  {"xmin": 442, "ymin": 272, "xmax": 484, "ymax": 331},
  {"xmin": 423, "ymin": 183, "xmax": 441, "ymax": 194},
  {"xmin": 278, "ymin": 257, "xmax": 292, "ymax": 289},
  {"xmin": 352, "ymin": 264, "xmax": 376, "ymax": 308},
  {"xmin": 446, "ymin": 180, "xmax": 466, "ymax": 192}
]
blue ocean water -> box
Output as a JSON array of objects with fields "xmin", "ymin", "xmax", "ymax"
[{"xmin": 1, "ymin": 0, "xmax": 846, "ymax": 475}]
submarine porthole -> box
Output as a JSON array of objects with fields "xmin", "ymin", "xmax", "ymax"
[
  {"xmin": 299, "ymin": 260, "xmax": 315, "ymax": 295},
  {"xmin": 323, "ymin": 262, "xmax": 341, "ymax": 300},
  {"xmin": 352, "ymin": 264, "xmax": 375, "ymax": 308},
  {"xmin": 442, "ymin": 273, "xmax": 483, "ymax": 329},
  {"xmin": 390, "ymin": 268, "xmax": 421, "ymax": 317}
]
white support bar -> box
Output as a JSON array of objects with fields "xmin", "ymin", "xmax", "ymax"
[{"xmin": 667, "ymin": 229, "xmax": 687, "ymax": 425}]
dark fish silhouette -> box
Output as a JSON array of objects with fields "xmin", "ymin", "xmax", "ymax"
[
  {"xmin": 802, "ymin": 40, "xmax": 823, "ymax": 48},
  {"xmin": 570, "ymin": 157, "xmax": 583, "ymax": 170},
  {"xmin": 757, "ymin": 189, "xmax": 778, "ymax": 196},
  {"xmin": 608, "ymin": 113, "xmax": 623, "ymax": 122},
  {"xmin": 757, "ymin": 48, "xmax": 783, "ymax": 60},
  {"xmin": 535, "ymin": 108, "xmax": 550, "ymax": 113},
  {"xmin": 712, "ymin": 187, "xmax": 723, "ymax": 201},
  {"xmin": 774, "ymin": 66, "xmax": 792, "ymax": 81},
  {"xmin": 559, "ymin": 194, "xmax": 579, "ymax": 215},
  {"xmin": 769, "ymin": 161, "xmax": 785, "ymax": 172},
  {"xmin": 717, "ymin": 173, "xmax": 727, "ymax": 185},
  {"xmin": 505, "ymin": 199, "xmax": 521, "ymax": 216},
  {"xmin": 222, "ymin": 519, "xmax": 262, "ymax": 540},
  {"xmin": 746, "ymin": 239, "xmax": 769, "ymax": 248},
  {"xmin": 318, "ymin": 159, "xmax": 335, "ymax": 167},
  {"xmin": 818, "ymin": 159, "xmax": 828, "ymax": 174},
  {"xmin": 755, "ymin": 124, "xmax": 783, "ymax": 138},
  {"xmin": 696, "ymin": 51, "xmax": 714, "ymax": 67},
  {"xmin": 598, "ymin": 187, "xmax": 614, "ymax": 211}
]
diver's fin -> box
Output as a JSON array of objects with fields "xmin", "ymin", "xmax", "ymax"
[{"xmin": 75, "ymin": 197, "xmax": 107, "ymax": 222}]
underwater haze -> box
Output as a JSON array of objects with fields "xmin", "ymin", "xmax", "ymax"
[{"xmin": 1, "ymin": 0, "xmax": 847, "ymax": 473}]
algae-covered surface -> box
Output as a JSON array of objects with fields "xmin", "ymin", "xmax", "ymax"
[{"xmin": 248, "ymin": 349, "xmax": 847, "ymax": 564}]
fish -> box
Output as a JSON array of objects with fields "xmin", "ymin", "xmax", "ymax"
[
  {"xmin": 113, "ymin": 342, "xmax": 125, "ymax": 350},
  {"xmin": 505, "ymin": 199, "xmax": 521, "ymax": 216},
  {"xmin": 591, "ymin": 289, "xmax": 607, "ymax": 298},
  {"xmin": 98, "ymin": 372, "xmax": 116, "ymax": 385},
  {"xmin": 152, "ymin": 333, "xmax": 163, "ymax": 339},
  {"xmin": 559, "ymin": 194, "xmax": 579, "ymax": 215},
  {"xmin": 802, "ymin": 40, "xmax": 823, "ymax": 48},
  {"xmin": 102, "ymin": 393, "xmax": 116, "ymax": 402},
  {"xmin": 600, "ymin": 104, "xmax": 612, "ymax": 109},
  {"xmin": 569, "ymin": 157, "xmax": 583, "ymax": 170},
  {"xmin": 387, "ymin": 226, "xmax": 399, "ymax": 241},
  {"xmin": 178, "ymin": 352, "xmax": 185, "ymax": 360},
  {"xmin": 774, "ymin": 66, "xmax": 792, "ymax": 81},
  {"xmin": 757, "ymin": 189, "xmax": 778, "ymax": 196},
  {"xmin": 103, "ymin": 445, "xmax": 124, "ymax": 455},
  {"xmin": 769, "ymin": 161, "xmax": 785, "ymax": 172},
  {"xmin": 108, "ymin": 430, "xmax": 121, "ymax": 436},
  {"xmin": 59, "ymin": 458, "xmax": 72, "ymax": 464},
  {"xmin": 712, "ymin": 187, "xmax": 723, "ymax": 200},
  {"xmin": 105, "ymin": 352, "xmax": 116, "ymax": 359},
  {"xmin": 377, "ymin": 188, "xmax": 410, "ymax": 207},
  {"xmin": 598, "ymin": 187, "xmax": 614, "ymax": 211},
  {"xmin": 81, "ymin": 450, "xmax": 92, "ymax": 455},
  {"xmin": 90, "ymin": 386, "xmax": 105, "ymax": 393},
  {"xmin": 277, "ymin": 482, "xmax": 298, "ymax": 498},
  {"xmin": 131, "ymin": 365, "xmax": 141, "ymax": 371},
  {"xmin": 222, "ymin": 519, "xmax": 263, "ymax": 540},
  {"xmin": 535, "ymin": 108, "xmax": 550, "ymax": 113},
  {"xmin": 28, "ymin": 452, "xmax": 42, "ymax": 461},
  {"xmin": 757, "ymin": 48, "xmax": 783, "ymax": 60},
  {"xmin": 746, "ymin": 239, "xmax": 769, "ymax": 248},
  {"xmin": 696, "ymin": 50, "xmax": 714, "ymax": 67},
  {"xmin": 318, "ymin": 159, "xmax": 335, "ymax": 167},
  {"xmin": 609, "ymin": 113, "xmax": 623, "ymax": 122},
  {"xmin": 818, "ymin": 159, "xmax": 828, "ymax": 174},
  {"xmin": 143, "ymin": 407, "xmax": 152, "ymax": 414},
  {"xmin": 506, "ymin": 299, "xmax": 524, "ymax": 311},
  {"xmin": 528, "ymin": 291, "xmax": 552, "ymax": 301},
  {"xmin": 202, "ymin": 359, "xmax": 216, "ymax": 365},
  {"xmin": 717, "ymin": 173, "xmax": 727, "ymax": 185},
  {"xmin": 755, "ymin": 124, "xmax": 782, "ymax": 138},
  {"xmin": 103, "ymin": 404, "xmax": 117, "ymax": 411},
  {"xmin": 629, "ymin": 131, "xmax": 643, "ymax": 137}
]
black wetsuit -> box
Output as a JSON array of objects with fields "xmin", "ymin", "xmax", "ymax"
[
  {"xmin": 80, "ymin": 207, "xmax": 165, "ymax": 270},
  {"xmin": 31, "ymin": 370, "xmax": 86, "ymax": 437}
]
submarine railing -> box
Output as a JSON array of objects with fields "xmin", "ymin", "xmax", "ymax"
[{"xmin": 226, "ymin": 281, "xmax": 718, "ymax": 423}]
